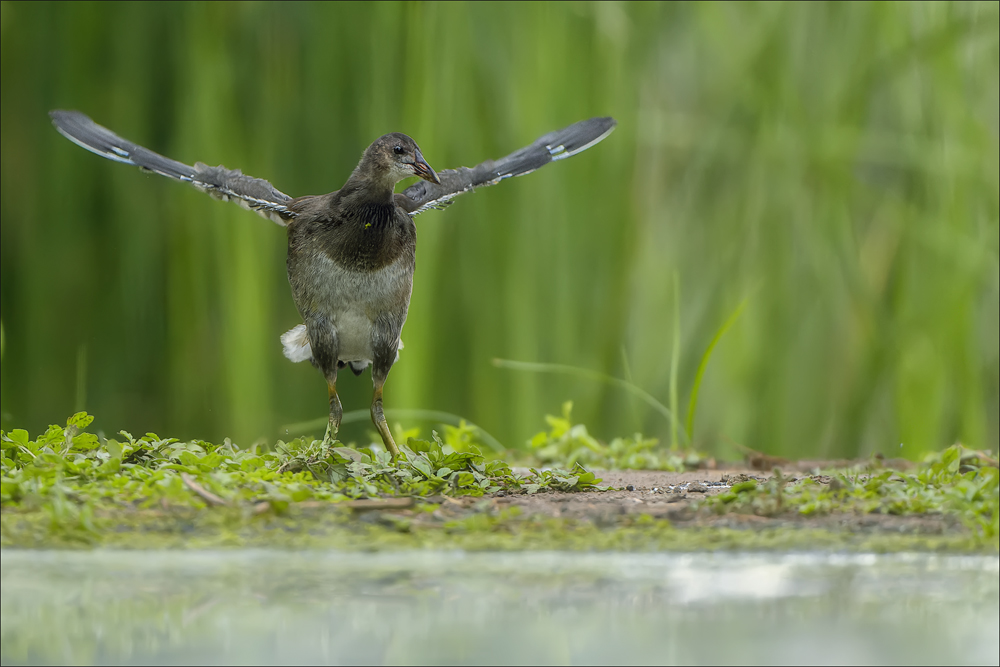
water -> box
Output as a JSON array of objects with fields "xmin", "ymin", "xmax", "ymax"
[{"xmin": 1, "ymin": 550, "xmax": 997, "ymax": 665}]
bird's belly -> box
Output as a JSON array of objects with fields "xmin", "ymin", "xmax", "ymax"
[
  {"xmin": 293, "ymin": 251, "xmax": 412, "ymax": 364},
  {"xmin": 334, "ymin": 309, "xmax": 374, "ymax": 362}
]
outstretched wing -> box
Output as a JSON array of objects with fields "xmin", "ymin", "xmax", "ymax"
[
  {"xmin": 49, "ymin": 110, "xmax": 296, "ymax": 226},
  {"xmin": 396, "ymin": 116, "xmax": 616, "ymax": 216}
]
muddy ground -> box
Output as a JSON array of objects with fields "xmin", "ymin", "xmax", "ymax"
[
  {"xmin": 1, "ymin": 466, "xmax": 978, "ymax": 551},
  {"xmin": 410, "ymin": 468, "xmax": 966, "ymax": 537}
]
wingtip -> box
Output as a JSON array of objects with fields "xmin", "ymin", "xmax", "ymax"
[
  {"xmin": 49, "ymin": 109, "xmax": 89, "ymax": 131},
  {"xmin": 548, "ymin": 116, "xmax": 618, "ymax": 161},
  {"xmin": 49, "ymin": 109, "xmax": 76, "ymax": 121},
  {"xmin": 587, "ymin": 116, "xmax": 618, "ymax": 140}
]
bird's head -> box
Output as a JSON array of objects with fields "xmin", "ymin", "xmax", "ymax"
[{"xmin": 364, "ymin": 133, "xmax": 440, "ymax": 186}]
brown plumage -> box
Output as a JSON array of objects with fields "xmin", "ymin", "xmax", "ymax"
[{"xmin": 49, "ymin": 110, "xmax": 617, "ymax": 456}]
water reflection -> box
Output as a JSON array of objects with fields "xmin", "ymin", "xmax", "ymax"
[{"xmin": 2, "ymin": 550, "xmax": 997, "ymax": 665}]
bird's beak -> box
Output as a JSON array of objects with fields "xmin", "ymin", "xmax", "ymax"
[{"xmin": 413, "ymin": 151, "xmax": 440, "ymax": 184}]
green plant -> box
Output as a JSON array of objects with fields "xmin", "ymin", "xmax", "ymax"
[
  {"xmin": 495, "ymin": 289, "xmax": 748, "ymax": 450},
  {"xmin": 525, "ymin": 401, "xmax": 704, "ymax": 471},
  {"xmin": 703, "ymin": 445, "xmax": 999, "ymax": 540},
  {"xmin": 0, "ymin": 413, "xmax": 607, "ymax": 527}
]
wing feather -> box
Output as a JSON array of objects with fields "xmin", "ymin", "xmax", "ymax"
[
  {"xmin": 49, "ymin": 110, "xmax": 296, "ymax": 225},
  {"xmin": 397, "ymin": 116, "xmax": 616, "ymax": 216}
]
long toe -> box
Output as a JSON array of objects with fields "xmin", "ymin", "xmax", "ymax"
[
  {"xmin": 322, "ymin": 421, "xmax": 339, "ymax": 446},
  {"xmin": 372, "ymin": 410, "xmax": 400, "ymax": 459},
  {"xmin": 380, "ymin": 428, "xmax": 400, "ymax": 459}
]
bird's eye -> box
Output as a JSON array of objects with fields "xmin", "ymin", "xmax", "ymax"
[{"xmin": 393, "ymin": 145, "xmax": 405, "ymax": 155}]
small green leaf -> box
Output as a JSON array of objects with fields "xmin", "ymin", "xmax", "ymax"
[
  {"xmin": 412, "ymin": 458, "xmax": 432, "ymax": 478},
  {"xmin": 4, "ymin": 429, "xmax": 29, "ymax": 448},
  {"xmin": 333, "ymin": 447, "xmax": 364, "ymax": 462},
  {"xmin": 731, "ymin": 480, "xmax": 757, "ymax": 493},
  {"xmin": 105, "ymin": 439, "xmax": 123, "ymax": 460},
  {"xmin": 67, "ymin": 412, "xmax": 94, "ymax": 430}
]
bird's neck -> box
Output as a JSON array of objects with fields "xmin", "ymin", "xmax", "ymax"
[{"xmin": 344, "ymin": 164, "xmax": 398, "ymax": 205}]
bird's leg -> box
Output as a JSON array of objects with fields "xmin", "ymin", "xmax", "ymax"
[
  {"xmin": 370, "ymin": 380, "xmax": 399, "ymax": 459},
  {"xmin": 370, "ymin": 322, "xmax": 402, "ymax": 459},
  {"xmin": 323, "ymin": 372, "xmax": 342, "ymax": 445},
  {"xmin": 305, "ymin": 322, "xmax": 341, "ymax": 446}
]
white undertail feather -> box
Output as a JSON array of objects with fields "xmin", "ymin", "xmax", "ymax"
[
  {"xmin": 281, "ymin": 324, "xmax": 313, "ymax": 363},
  {"xmin": 279, "ymin": 324, "xmax": 404, "ymax": 364}
]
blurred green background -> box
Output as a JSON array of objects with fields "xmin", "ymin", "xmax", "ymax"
[{"xmin": 1, "ymin": 1, "xmax": 997, "ymax": 459}]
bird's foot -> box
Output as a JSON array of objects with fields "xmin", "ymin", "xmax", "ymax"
[
  {"xmin": 372, "ymin": 410, "xmax": 400, "ymax": 460},
  {"xmin": 321, "ymin": 421, "xmax": 339, "ymax": 447},
  {"xmin": 369, "ymin": 389, "xmax": 400, "ymax": 460},
  {"xmin": 378, "ymin": 426, "xmax": 400, "ymax": 460}
]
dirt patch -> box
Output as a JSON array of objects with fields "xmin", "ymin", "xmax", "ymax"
[
  {"xmin": 3, "ymin": 462, "xmax": 987, "ymax": 551},
  {"xmin": 1, "ymin": 465, "xmax": 979, "ymax": 551},
  {"xmin": 417, "ymin": 468, "xmax": 967, "ymax": 537}
]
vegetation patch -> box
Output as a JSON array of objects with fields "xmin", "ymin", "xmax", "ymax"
[
  {"xmin": 0, "ymin": 412, "xmax": 605, "ymax": 509},
  {"xmin": 520, "ymin": 401, "xmax": 705, "ymax": 471},
  {"xmin": 700, "ymin": 447, "xmax": 998, "ymax": 540},
  {"xmin": 1, "ymin": 413, "xmax": 996, "ymax": 552}
]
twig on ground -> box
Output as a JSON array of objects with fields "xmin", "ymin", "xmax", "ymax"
[{"xmin": 180, "ymin": 473, "xmax": 227, "ymax": 506}]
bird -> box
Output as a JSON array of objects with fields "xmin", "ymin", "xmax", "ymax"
[{"xmin": 49, "ymin": 110, "xmax": 617, "ymax": 457}]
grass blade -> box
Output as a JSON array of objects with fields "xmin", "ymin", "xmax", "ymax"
[
  {"xmin": 685, "ymin": 296, "xmax": 749, "ymax": 443},
  {"xmin": 493, "ymin": 358, "xmax": 688, "ymax": 444},
  {"xmin": 670, "ymin": 272, "xmax": 681, "ymax": 449}
]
